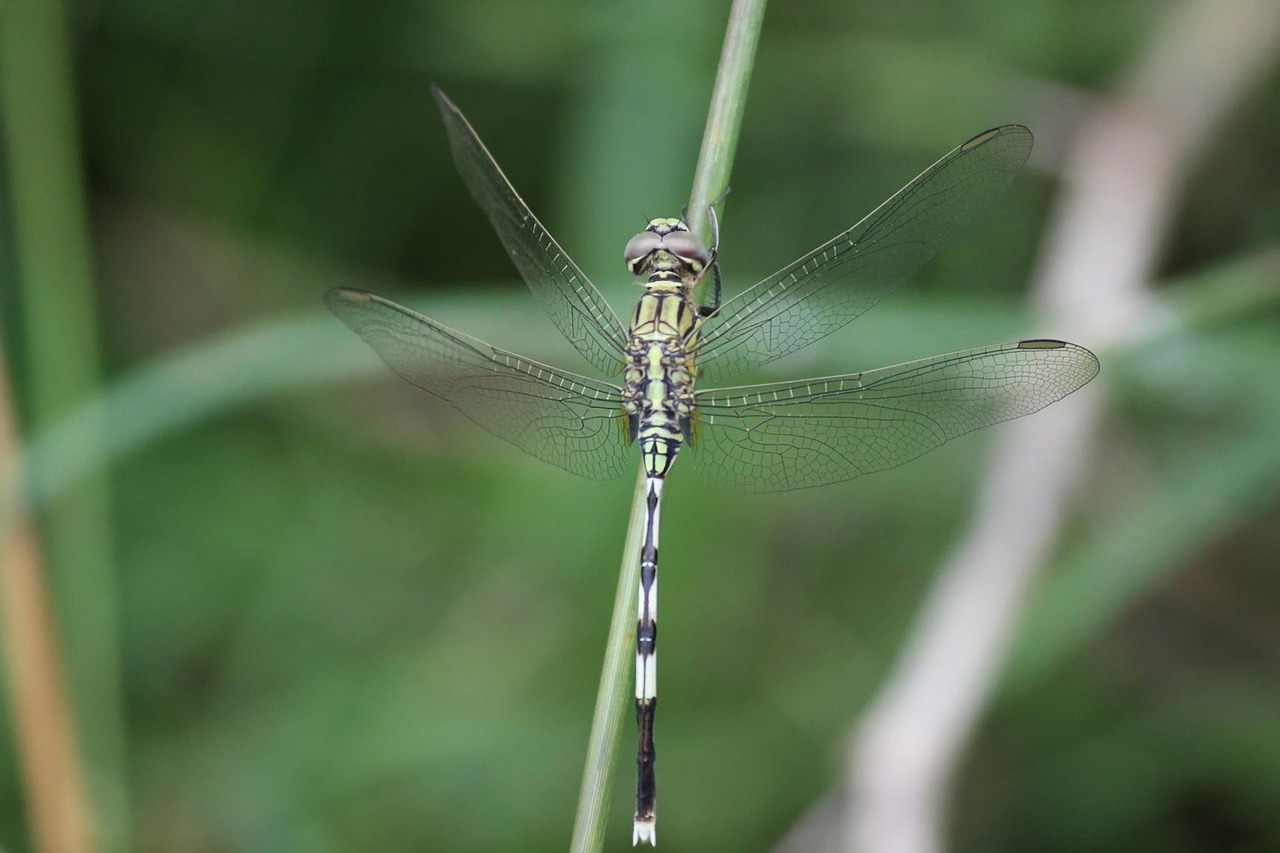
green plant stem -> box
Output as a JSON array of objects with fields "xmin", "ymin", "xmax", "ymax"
[
  {"xmin": 568, "ymin": 467, "xmax": 650, "ymax": 853},
  {"xmin": 686, "ymin": 0, "xmax": 768, "ymax": 237},
  {"xmin": 569, "ymin": 1, "xmax": 767, "ymax": 849},
  {"xmin": 0, "ymin": 0, "xmax": 127, "ymax": 847}
]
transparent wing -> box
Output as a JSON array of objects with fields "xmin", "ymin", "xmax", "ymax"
[
  {"xmin": 695, "ymin": 126, "xmax": 1035, "ymax": 383},
  {"xmin": 433, "ymin": 86, "xmax": 628, "ymax": 376},
  {"xmin": 326, "ymin": 288, "xmax": 631, "ymax": 481},
  {"xmin": 691, "ymin": 340, "xmax": 1098, "ymax": 492}
]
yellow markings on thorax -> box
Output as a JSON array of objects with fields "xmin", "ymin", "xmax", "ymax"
[
  {"xmin": 622, "ymin": 286, "xmax": 702, "ymax": 478},
  {"xmin": 631, "ymin": 289, "xmax": 694, "ymax": 338}
]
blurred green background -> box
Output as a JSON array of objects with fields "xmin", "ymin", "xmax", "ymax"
[{"xmin": 3, "ymin": 0, "xmax": 1280, "ymax": 851}]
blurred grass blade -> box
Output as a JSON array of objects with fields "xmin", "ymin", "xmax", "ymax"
[
  {"xmin": 1, "ymin": 317, "xmax": 369, "ymax": 519},
  {"xmin": 0, "ymin": 338, "xmax": 94, "ymax": 853},
  {"xmin": 0, "ymin": 0, "xmax": 124, "ymax": 846}
]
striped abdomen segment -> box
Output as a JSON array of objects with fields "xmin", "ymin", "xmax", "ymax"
[{"xmin": 633, "ymin": 477, "xmax": 662, "ymax": 845}]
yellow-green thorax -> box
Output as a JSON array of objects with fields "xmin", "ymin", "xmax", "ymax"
[{"xmin": 620, "ymin": 219, "xmax": 711, "ymax": 478}]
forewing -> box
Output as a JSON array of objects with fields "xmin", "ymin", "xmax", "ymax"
[
  {"xmin": 327, "ymin": 288, "xmax": 631, "ymax": 481},
  {"xmin": 696, "ymin": 126, "xmax": 1034, "ymax": 382},
  {"xmin": 432, "ymin": 86, "xmax": 628, "ymax": 376},
  {"xmin": 691, "ymin": 340, "xmax": 1098, "ymax": 491}
]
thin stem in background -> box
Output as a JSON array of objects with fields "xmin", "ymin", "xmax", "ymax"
[
  {"xmin": 0, "ymin": 343, "xmax": 93, "ymax": 853},
  {"xmin": 822, "ymin": 2, "xmax": 1280, "ymax": 852},
  {"xmin": 569, "ymin": 0, "xmax": 768, "ymax": 848},
  {"xmin": 0, "ymin": 0, "xmax": 128, "ymax": 848}
]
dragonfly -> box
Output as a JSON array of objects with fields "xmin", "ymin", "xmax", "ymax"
[{"xmin": 326, "ymin": 85, "xmax": 1099, "ymax": 846}]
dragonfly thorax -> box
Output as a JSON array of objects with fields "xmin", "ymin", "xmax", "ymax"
[
  {"xmin": 622, "ymin": 224, "xmax": 704, "ymax": 475},
  {"xmin": 624, "ymin": 218, "xmax": 710, "ymax": 288}
]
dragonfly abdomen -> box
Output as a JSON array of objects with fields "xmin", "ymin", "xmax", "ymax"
[{"xmin": 623, "ymin": 276, "xmax": 702, "ymax": 845}]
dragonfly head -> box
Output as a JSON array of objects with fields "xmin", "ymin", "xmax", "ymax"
[{"xmin": 624, "ymin": 218, "xmax": 710, "ymax": 282}]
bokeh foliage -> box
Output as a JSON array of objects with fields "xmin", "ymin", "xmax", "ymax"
[{"xmin": 2, "ymin": 0, "xmax": 1280, "ymax": 851}]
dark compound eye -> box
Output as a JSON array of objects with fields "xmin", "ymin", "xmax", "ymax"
[
  {"xmin": 624, "ymin": 231, "xmax": 663, "ymax": 271},
  {"xmin": 659, "ymin": 231, "xmax": 709, "ymax": 267}
]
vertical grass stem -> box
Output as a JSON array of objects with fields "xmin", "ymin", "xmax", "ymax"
[{"xmin": 569, "ymin": 0, "xmax": 767, "ymax": 847}]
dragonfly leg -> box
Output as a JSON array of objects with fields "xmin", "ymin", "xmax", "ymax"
[
  {"xmin": 696, "ymin": 202, "xmax": 723, "ymax": 318},
  {"xmin": 696, "ymin": 261, "xmax": 722, "ymax": 318}
]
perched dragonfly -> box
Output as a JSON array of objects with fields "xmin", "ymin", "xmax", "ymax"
[{"xmin": 326, "ymin": 85, "xmax": 1099, "ymax": 846}]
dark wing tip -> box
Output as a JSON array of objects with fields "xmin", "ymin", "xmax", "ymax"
[
  {"xmin": 1018, "ymin": 338, "xmax": 1102, "ymax": 382},
  {"xmin": 962, "ymin": 124, "xmax": 1034, "ymax": 152}
]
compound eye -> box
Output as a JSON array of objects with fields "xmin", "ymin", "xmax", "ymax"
[
  {"xmin": 660, "ymin": 231, "xmax": 709, "ymax": 267},
  {"xmin": 624, "ymin": 231, "xmax": 662, "ymax": 271}
]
